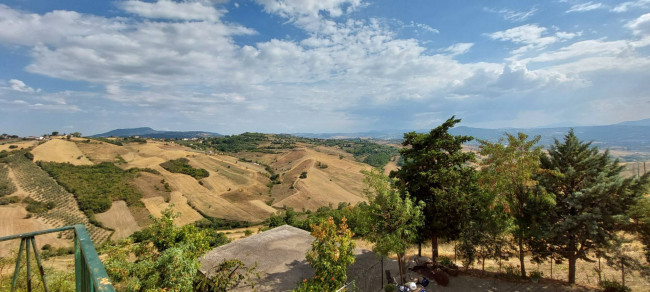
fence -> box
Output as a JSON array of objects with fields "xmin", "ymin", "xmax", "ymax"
[{"xmin": 0, "ymin": 224, "xmax": 115, "ymax": 292}]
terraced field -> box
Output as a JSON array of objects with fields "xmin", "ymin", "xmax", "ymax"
[{"xmin": 3, "ymin": 152, "xmax": 112, "ymax": 243}]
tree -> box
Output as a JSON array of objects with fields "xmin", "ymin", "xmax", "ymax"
[
  {"xmin": 363, "ymin": 169, "xmax": 424, "ymax": 283},
  {"xmin": 538, "ymin": 130, "xmax": 650, "ymax": 283},
  {"xmin": 104, "ymin": 207, "xmax": 238, "ymax": 291},
  {"xmin": 294, "ymin": 217, "xmax": 356, "ymax": 292},
  {"xmin": 390, "ymin": 116, "xmax": 477, "ymax": 260},
  {"xmin": 478, "ymin": 132, "xmax": 548, "ymax": 278},
  {"xmin": 51, "ymin": 131, "xmax": 59, "ymax": 136},
  {"xmin": 458, "ymin": 190, "xmax": 513, "ymax": 273},
  {"xmin": 71, "ymin": 132, "xmax": 82, "ymax": 137},
  {"xmin": 629, "ymin": 196, "xmax": 650, "ymax": 263}
]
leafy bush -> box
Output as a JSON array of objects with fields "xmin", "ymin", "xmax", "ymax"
[
  {"xmin": 23, "ymin": 197, "xmax": 54, "ymax": 213},
  {"xmin": 300, "ymin": 172, "xmax": 307, "ymax": 179},
  {"xmin": 599, "ymin": 280, "xmax": 631, "ymax": 292},
  {"xmin": 160, "ymin": 158, "xmax": 209, "ymax": 180},
  {"xmin": 0, "ymin": 196, "xmax": 20, "ymax": 205},
  {"xmin": 8, "ymin": 145, "xmax": 18, "ymax": 149}
]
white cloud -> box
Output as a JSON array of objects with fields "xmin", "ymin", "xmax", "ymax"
[
  {"xmin": 118, "ymin": 0, "xmax": 224, "ymax": 21},
  {"xmin": 444, "ymin": 43, "xmax": 474, "ymax": 55},
  {"xmin": 488, "ymin": 24, "xmax": 560, "ymax": 54},
  {"xmin": 485, "ymin": 7, "xmax": 538, "ymax": 22},
  {"xmin": 9, "ymin": 79, "xmax": 40, "ymax": 93},
  {"xmin": 627, "ymin": 13, "xmax": 650, "ymax": 36},
  {"xmin": 612, "ymin": 0, "xmax": 650, "ymax": 13},
  {"xmin": 566, "ymin": 2, "xmax": 603, "ymax": 13}
]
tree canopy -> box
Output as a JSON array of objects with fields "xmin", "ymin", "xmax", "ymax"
[{"xmin": 390, "ymin": 116, "xmax": 477, "ymax": 260}]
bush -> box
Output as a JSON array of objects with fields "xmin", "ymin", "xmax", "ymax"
[
  {"xmin": 8, "ymin": 145, "xmax": 18, "ymax": 149},
  {"xmin": 23, "ymin": 197, "xmax": 51, "ymax": 213},
  {"xmin": 599, "ymin": 280, "xmax": 631, "ymax": 292},
  {"xmin": 24, "ymin": 151, "xmax": 33, "ymax": 161},
  {"xmin": 299, "ymin": 172, "xmax": 307, "ymax": 179},
  {"xmin": 384, "ymin": 283, "xmax": 396, "ymax": 292},
  {"xmin": 0, "ymin": 196, "xmax": 19, "ymax": 205}
]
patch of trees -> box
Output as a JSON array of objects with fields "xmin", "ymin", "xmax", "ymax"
[
  {"xmin": 93, "ymin": 137, "xmax": 147, "ymax": 146},
  {"xmin": 104, "ymin": 207, "xmax": 256, "ymax": 291},
  {"xmin": 23, "ymin": 197, "xmax": 55, "ymax": 213},
  {"xmin": 160, "ymin": 158, "xmax": 209, "ymax": 180},
  {"xmin": 39, "ymin": 161, "xmax": 143, "ymax": 216}
]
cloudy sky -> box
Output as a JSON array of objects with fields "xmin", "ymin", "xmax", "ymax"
[{"xmin": 1, "ymin": 0, "xmax": 649, "ymax": 136}]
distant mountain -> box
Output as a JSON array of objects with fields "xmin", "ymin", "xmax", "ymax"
[
  {"xmin": 294, "ymin": 118, "xmax": 650, "ymax": 152},
  {"xmin": 616, "ymin": 118, "xmax": 650, "ymax": 127},
  {"xmin": 91, "ymin": 127, "xmax": 222, "ymax": 139}
]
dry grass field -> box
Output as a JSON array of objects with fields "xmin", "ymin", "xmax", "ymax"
[
  {"xmin": 31, "ymin": 139, "xmax": 93, "ymax": 165},
  {"xmin": 142, "ymin": 191, "xmax": 204, "ymax": 226},
  {"xmin": 95, "ymin": 200, "xmax": 142, "ymax": 240},
  {"xmin": 0, "ymin": 205, "xmax": 71, "ymax": 257},
  {"xmin": 0, "ymin": 140, "xmax": 40, "ymax": 152}
]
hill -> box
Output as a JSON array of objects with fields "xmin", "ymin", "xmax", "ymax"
[
  {"xmin": 91, "ymin": 127, "xmax": 222, "ymax": 139},
  {"xmin": 295, "ymin": 118, "xmax": 650, "ymax": 152}
]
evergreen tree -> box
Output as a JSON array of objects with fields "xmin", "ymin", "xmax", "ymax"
[
  {"xmin": 390, "ymin": 116, "xmax": 477, "ymax": 260},
  {"xmin": 538, "ymin": 130, "xmax": 649, "ymax": 283},
  {"xmin": 478, "ymin": 132, "xmax": 550, "ymax": 278}
]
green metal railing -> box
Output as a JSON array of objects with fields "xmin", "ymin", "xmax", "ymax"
[{"xmin": 0, "ymin": 224, "xmax": 115, "ymax": 292}]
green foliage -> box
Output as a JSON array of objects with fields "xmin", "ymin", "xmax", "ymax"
[
  {"xmin": 294, "ymin": 217, "xmax": 355, "ymax": 292},
  {"xmin": 0, "ymin": 165, "xmax": 16, "ymax": 197},
  {"xmin": 300, "ymin": 171, "xmax": 308, "ymax": 179},
  {"xmin": 24, "ymin": 151, "xmax": 33, "ymax": 161},
  {"xmin": 23, "ymin": 197, "xmax": 55, "ymax": 213},
  {"xmin": 629, "ymin": 196, "xmax": 650, "ymax": 262},
  {"xmin": 0, "ymin": 196, "xmax": 19, "ymax": 205},
  {"xmin": 39, "ymin": 161, "xmax": 143, "ymax": 214},
  {"xmin": 105, "ymin": 207, "xmax": 236, "ymax": 291},
  {"xmin": 196, "ymin": 259, "xmax": 259, "ymax": 291},
  {"xmin": 599, "ymin": 280, "xmax": 631, "ymax": 292},
  {"xmin": 391, "ymin": 116, "xmax": 477, "ymax": 259},
  {"xmin": 478, "ymin": 132, "xmax": 550, "ymax": 277},
  {"xmin": 363, "ymin": 169, "xmax": 424, "ymax": 282},
  {"xmin": 160, "ymin": 158, "xmax": 209, "ymax": 180},
  {"xmin": 538, "ymin": 130, "xmax": 650, "ymax": 283}
]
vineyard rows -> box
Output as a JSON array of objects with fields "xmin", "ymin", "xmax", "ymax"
[
  {"xmin": 0, "ymin": 164, "xmax": 17, "ymax": 196},
  {"xmin": 4, "ymin": 152, "xmax": 112, "ymax": 243}
]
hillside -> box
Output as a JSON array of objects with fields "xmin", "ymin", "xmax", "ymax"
[{"xmin": 0, "ymin": 135, "xmax": 379, "ymax": 242}]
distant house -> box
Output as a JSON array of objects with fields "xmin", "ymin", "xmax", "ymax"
[{"xmin": 199, "ymin": 225, "xmax": 395, "ymax": 291}]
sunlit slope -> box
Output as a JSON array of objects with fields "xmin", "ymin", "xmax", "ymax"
[
  {"xmin": 74, "ymin": 139, "xmax": 372, "ymax": 223},
  {"xmin": 269, "ymin": 146, "xmax": 370, "ymax": 210}
]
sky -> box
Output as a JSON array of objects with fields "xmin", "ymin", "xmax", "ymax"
[{"xmin": 1, "ymin": 0, "xmax": 650, "ymax": 136}]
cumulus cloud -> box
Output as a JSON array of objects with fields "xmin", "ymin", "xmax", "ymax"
[
  {"xmin": 0, "ymin": 1, "xmax": 649, "ymax": 132},
  {"xmin": 9, "ymin": 79, "xmax": 40, "ymax": 93},
  {"xmin": 118, "ymin": 0, "xmax": 224, "ymax": 21},
  {"xmin": 627, "ymin": 13, "xmax": 650, "ymax": 36}
]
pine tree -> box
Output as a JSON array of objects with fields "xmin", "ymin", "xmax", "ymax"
[
  {"xmin": 390, "ymin": 116, "xmax": 477, "ymax": 260},
  {"xmin": 538, "ymin": 130, "xmax": 649, "ymax": 283}
]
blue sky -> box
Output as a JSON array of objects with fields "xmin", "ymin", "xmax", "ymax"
[{"xmin": 1, "ymin": 0, "xmax": 649, "ymax": 136}]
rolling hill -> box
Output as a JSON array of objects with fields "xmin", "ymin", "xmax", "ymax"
[{"xmin": 91, "ymin": 127, "xmax": 222, "ymax": 139}]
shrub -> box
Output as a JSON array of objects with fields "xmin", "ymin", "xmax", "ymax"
[
  {"xmin": 299, "ymin": 172, "xmax": 307, "ymax": 179},
  {"xmin": 0, "ymin": 196, "xmax": 19, "ymax": 205},
  {"xmin": 599, "ymin": 280, "xmax": 631, "ymax": 292},
  {"xmin": 8, "ymin": 145, "xmax": 18, "ymax": 149}
]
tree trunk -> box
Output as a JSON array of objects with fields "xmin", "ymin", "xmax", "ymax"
[
  {"xmin": 518, "ymin": 236, "xmax": 526, "ymax": 278},
  {"xmin": 397, "ymin": 252, "xmax": 405, "ymax": 284},
  {"xmin": 431, "ymin": 234, "xmax": 438, "ymax": 261},
  {"xmin": 621, "ymin": 263, "xmax": 625, "ymax": 287},
  {"xmin": 568, "ymin": 256, "xmax": 577, "ymax": 284},
  {"xmin": 418, "ymin": 242, "xmax": 422, "ymax": 257}
]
